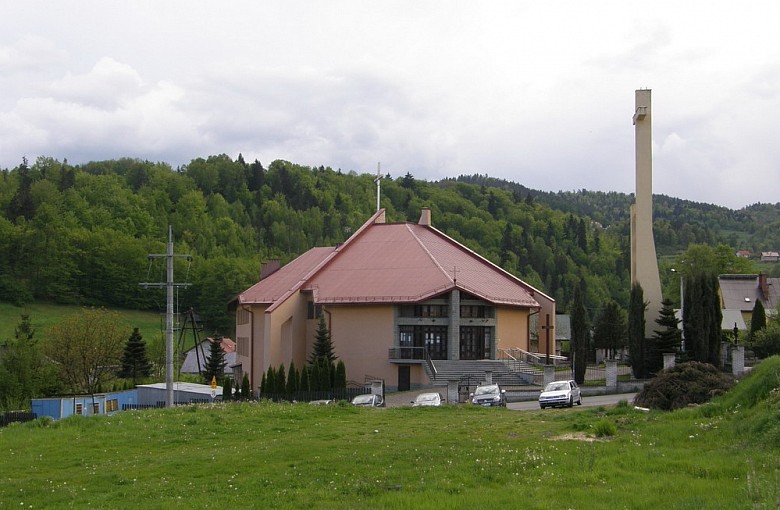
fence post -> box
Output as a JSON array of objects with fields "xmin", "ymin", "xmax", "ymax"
[
  {"xmin": 732, "ymin": 345, "xmax": 745, "ymax": 376},
  {"xmin": 605, "ymin": 359, "xmax": 618, "ymax": 390},
  {"xmin": 543, "ymin": 365, "xmax": 555, "ymax": 387}
]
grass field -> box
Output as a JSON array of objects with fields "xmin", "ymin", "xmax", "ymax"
[
  {"xmin": 2, "ymin": 375, "xmax": 779, "ymax": 509},
  {"xmin": 0, "ymin": 302, "xmax": 166, "ymax": 345}
]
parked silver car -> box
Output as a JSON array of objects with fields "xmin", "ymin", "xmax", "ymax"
[
  {"xmin": 411, "ymin": 392, "xmax": 443, "ymax": 407},
  {"xmin": 470, "ymin": 384, "xmax": 506, "ymax": 407},
  {"xmin": 539, "ymin": 380, "xmax": 582, "ymax": 409},
  {"xmin": 351, "ymin": 393, "xmax": 384, "ymax": 407}
]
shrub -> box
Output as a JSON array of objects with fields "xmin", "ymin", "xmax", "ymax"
[
  {"xmin": 633, "ymin": 361, "xmax": 735, "ymax": 411},
  {"xmin": 593, "ymin": 419, "xmax": 617, "ymax": 437}
]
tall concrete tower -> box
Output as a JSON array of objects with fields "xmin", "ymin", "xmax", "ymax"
[{"xmin": 631, "ymin": 89, "xmax": 663, "ymax": 338}]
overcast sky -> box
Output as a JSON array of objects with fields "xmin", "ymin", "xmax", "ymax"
[{"xmin": 1, "ymin": 1, "xmax": 778, "ymax": 209}]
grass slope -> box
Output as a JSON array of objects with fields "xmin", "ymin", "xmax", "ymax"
[
  {"xmin": 0, "ymin": 302, "xmax": 166, "ymax": 345},
  {"xmin": 3, "ymin": 359, "xmax": 780, "ymax": 510}
]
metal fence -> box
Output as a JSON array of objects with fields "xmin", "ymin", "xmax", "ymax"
[{"xmin": 1, "ymin": 411, "xmax": 37, "ymax": 428}]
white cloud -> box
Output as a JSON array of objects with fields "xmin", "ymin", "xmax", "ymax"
[{"xmin": 0, "ymin": 1, "xmax": 778, "ymax": 208}]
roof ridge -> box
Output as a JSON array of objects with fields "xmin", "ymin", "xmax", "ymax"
[{"xmin": 404, "ymin": 223, "xmax": 454, "ymax": 284}]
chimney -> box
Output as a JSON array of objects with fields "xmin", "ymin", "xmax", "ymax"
[
  {"xmin": 759, "ymin": 273, "xmax": 769, "ymax": 300},
  {"xmin": 260, "ymin": 259, "xmax": 281, "ymax": 280},
  {"xmin": 418, "ymin": 207, "xmax": 431, "ymax": 226}
]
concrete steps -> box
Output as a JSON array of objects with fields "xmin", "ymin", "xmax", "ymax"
[{"xmin": 427, "ymin": 359, "xmax": 536, "ymax": 386}]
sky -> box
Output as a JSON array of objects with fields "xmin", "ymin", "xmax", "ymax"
[{"xmin": 1, "ymin": 1, "xmax": 778, "ymax": 210}]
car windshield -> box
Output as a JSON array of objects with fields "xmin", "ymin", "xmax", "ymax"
[
  {"xmin": 475, "ymin": 385, "xmax": 498, "ymax": 395},
  {"xmin": 416, "ymin": 393, "xmax": 438, "ymax": 403},
  {"xmin": 352, "ymin": 395, "xmax": 374, "ymax": 404},
  {"xmin": 544, "ymin": 382, "xmax": 569, "ymax": 392}
]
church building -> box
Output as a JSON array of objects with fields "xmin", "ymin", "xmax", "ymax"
[{"xmin": 232, "ymin": 208, "xmax": 555, "ymax": 393}]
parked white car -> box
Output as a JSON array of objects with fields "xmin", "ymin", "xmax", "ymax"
[
  {"xmin": 411, "ymin": 392, "xmax": 443, "ymax": 407},
  {"xmin": 539, "ymin": 380, "xmax": 582, "ymax": 409}
]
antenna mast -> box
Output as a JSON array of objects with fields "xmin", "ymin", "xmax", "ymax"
[
  {"xmin": 140, "ymin": 225, "xmax": 192, "ymax": 408},
  {"xmin": 374, "ymin": 162, "xmax": 382, "ymax": 212}
]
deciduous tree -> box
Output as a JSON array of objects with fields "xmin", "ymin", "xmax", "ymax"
[{"xmin": 43, "ymin": 308, "xmax": 126, "ymax": 394}]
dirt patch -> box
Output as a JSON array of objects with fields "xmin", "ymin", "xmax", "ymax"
[{"xmin": 549, "ymin": 432, "xmax": 606, "ymax": 442}]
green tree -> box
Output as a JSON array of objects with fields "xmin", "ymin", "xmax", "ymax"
[
  {"xmin": 203, "ymin": 337, "xmax": 226, "ymax": 385},
  {"xmin": 260, "ymin": 370, "xmax": 269, "ymax": 396},
  {"xmin": 222, "ymin": 377, "xmax": 232, "ymax": 401},
  {"xmin": 750, "ymin": 300, "xmax": 767, "ymax": 338},
  {"xmin": 648, "ymin": 298, "xmax": 681, "ymax": 375},
  {"xmin": 286, "ymin": 362, "xmax": 299, "ymax": 396},
  {"xmin": 571, "ymin": 284, "xmax": 589, "ymax": 385},
  {"xmin": 748, "ymin": 320, "xmax": 780, "ymax": 358},
  {"xmin": 299, "ymin": 365, "xmax": 310, "ymax": 392},
  {"xmin": 118, "ymin": 327, "xmax": 151, "ymax": 385},
  {"xmin": 0, "ymin": 314, "xmax": 61, "ymax": 410},
  {"xmin": 275, "ymin": 364, "xmax": 286, "ymax": 396},
  {"xmin": 43, "ymin": 308, "xmax": 126, "ymax": 394},
  {"xmin": 593, "ymin": 301, "xmax": 627, "ymax": 360},
  {"xmin": 241, "ymin": 373, "xmax": 251, "ymax": 400},
  {"xmin": 308, "ymin": 315, "xmax": 336, "ymax": 365},
  {"xmin": 334, "ymin": 360, "xmax": 347, "ymax": 390},
  {"xmin": 628, "ymin": 282, "xmax": 648, "ymax": 379},
  {"xmin": 683, "ymin": 272, "xmax": 722, "ymax": 366}
]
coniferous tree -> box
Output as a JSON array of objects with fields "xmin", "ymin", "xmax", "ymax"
[
  {"xmin": 222, "ymin": 378, "xmax": 232, "ymax": 401},
  {"xmin": 684, "ymin": 272, "xmax": 722, "ymax": 366},
  {"xmin": 308, "ymin": 315, "xmax": 337, "ymax": 365},
  {"xmin": 299, "ymin": 365, "xmax": 310, "ymax": 392},
  {"xmin": 628, "ymin": 282, "xmax": 648, "ymax": 378},
  {"xmin": 275, "ymin": 364, "xmax": 286, "ymax": 396},
  {"xmin": 260, "ymin": 367, "xmax": 276, "ymax": 398},
  {"xmin": 593, "ymin": 301, "xmax": 627, "ymax": 360},
  {"xmin": 318, "ymin": 359, "xmax": 331, "ymax": 391},
  {"xmin": 286, "ymin": 362, "xmax": 299, "ymax": 396},
  {"xmin": 310, "ymin": 361, "xmax": 321, "ymax": 392},
  {"xmin": 571, "ymin": 284, "xmax": 589, "ymax": 385},
  {"xmin": 750, "ymin": 300, "xmax": 767, "ymax": 338},
  {"xmin": 335, "ymin": 360, "xmax": 347, "ymax": 389},
  {"xmin": 203, "ymin": 337, "xmax": 226, "ymax": 385},
  {"xmin": 648, "ymin": 298, "xmax": 682, "ymax": 375},
  {"xmin": 118, "ymin": 328, "xmax": 151, "ymax": 385},
  {"xmin": 241, "ymin": 373, "xmax": 251, "ymax": 400}
]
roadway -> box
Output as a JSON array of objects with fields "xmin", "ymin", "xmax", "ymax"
[{"xmin": 507, "ymin": 392, "xmax": 638, "ymax": 411}]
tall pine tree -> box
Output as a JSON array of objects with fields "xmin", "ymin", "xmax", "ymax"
[
  {"xmin": 203, "ymin": 337, "xmax": 226, "ymax": 384},
  {"xmin": 308, "ymin": 315, "xmax": 336, "ymax": 365},
  {"xmin": 648, "ymin": 298, "xmax": 681, "ymax": 375},
  {"xmin": 119, "ymin": 328, "xmax": 151, "ymax": 385}
]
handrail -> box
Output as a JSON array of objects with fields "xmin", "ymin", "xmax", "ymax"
[{"xmin": 423, "ymin": 349, "xmax": 437, "ymax": 380}]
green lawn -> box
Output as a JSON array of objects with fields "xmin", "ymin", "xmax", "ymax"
[
  {"xmin": 1, "ymin": 398, "xmax": 777, "ymax": 509},
  {"xmin": 0, "ymin": 302, "xmax": 165, "ymax": 344}
]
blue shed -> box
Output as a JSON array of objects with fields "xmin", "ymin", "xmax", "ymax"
[{"xmin": 31, "ymin": 390, "xmax": 139, "ymax": 420}]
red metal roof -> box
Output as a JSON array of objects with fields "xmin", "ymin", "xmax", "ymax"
[
  {"xmin": 305, "ymin": 223, "xmax": 538, "ymax": 306},
  {"xmin": 237, "ymin": 247, "xmax": 334, "ymax": 305},
  {"xmin": 238, "ymin": 211, "xmax": 541, "ymax": 309}
]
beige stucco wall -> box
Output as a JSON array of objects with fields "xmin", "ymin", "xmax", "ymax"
[
  {"xmin": 495, "ymin": 306, "xmax": 529, "ymax": 352},
  {"xmin": 327, "ymin": 304, "xmax": 396, "ymax": 384}
]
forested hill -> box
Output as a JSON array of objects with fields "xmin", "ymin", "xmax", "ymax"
[
  {"xmin": 450, "ymin": 174, "xmax": 780, "ymax": 254},
  {"xmin": 0, "ymin": 155, "xmax": 775, "ymax": 334}
]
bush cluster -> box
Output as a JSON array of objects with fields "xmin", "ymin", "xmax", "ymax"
[{"xmin": 633, "ymin": 361, "xmax": 735, "ymax": 411}]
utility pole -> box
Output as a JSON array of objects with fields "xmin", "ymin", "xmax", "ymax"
[{"xmin": 140, "ymin": 225, "xmax": 192, "ymax": 407}]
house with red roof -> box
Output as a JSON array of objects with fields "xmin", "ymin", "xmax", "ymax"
[{"xmin": 232, "ymin": 208, "xmax": 555, "ymax": 394}]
